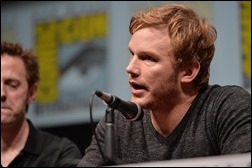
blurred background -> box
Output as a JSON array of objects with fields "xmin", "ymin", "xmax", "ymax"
[{"xmin": 1, "ymin": 1, "xmax": 251, "ymax": 155}]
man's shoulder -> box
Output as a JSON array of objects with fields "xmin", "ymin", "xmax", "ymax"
[
  {"xmin": 27, "ymin": 119, "xmax": 77, "ymax": 146},
  {"xmin": 207, "ymin": 84, "xmax": 250, "ymax": 97},
  {"xmin": 37, "ymin": 128, "xmax": 76, "ymax": 146}
]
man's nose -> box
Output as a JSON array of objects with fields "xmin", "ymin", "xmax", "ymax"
[
  {"xmin": 126, "ymin": 56, "xmax": 140, "ymax": 76},
  {"xmin": 1, "ymin": 84, "xmax": 7, "ymax": 102}
]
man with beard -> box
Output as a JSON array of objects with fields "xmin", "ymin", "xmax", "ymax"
[{"xmin": 77, "ymin": 3, "xmax": 251, "ymax": 167}]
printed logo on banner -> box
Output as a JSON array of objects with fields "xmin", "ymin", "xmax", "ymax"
[{"xmin": 32, "ymin": 12, "xmax": 108, "ymax": 126}]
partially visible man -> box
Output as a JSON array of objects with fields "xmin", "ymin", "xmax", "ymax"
[{"xmin": 1, "ymin": 41, "xmax": 82, "ymax": 167}]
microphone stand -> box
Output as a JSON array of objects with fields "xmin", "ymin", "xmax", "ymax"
[{"xmin": 104, "ymin": 107, "xmax": 115, "ymax": 165}]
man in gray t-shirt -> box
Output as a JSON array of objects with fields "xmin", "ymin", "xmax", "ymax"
[{"xmin": 77, "ymin": 3, "xmax": 251, "ymax": 167}]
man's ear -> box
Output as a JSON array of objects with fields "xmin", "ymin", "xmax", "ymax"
[
  {"xmin": 27, "ymin": 84, "xmax": 38, "ymax": 104},
  {"xmin": 181, "ymin": 61, "xmax": 200, "ymax": 83}
]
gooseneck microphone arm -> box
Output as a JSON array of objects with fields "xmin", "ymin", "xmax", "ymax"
[
  {"xmin": 95, "ymin": 90, "xmax": 144, "ymax": 165},
  {"xmin": 104, "ymin": 108, "xmax": 115, "ymax": 163}
]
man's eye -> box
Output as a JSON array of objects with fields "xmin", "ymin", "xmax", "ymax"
[
  {"xmin": 129, "ymin": 51, "xmax": 134, "ymax": 57},
  {"xmin": 6, "ymin": 80, "xmax": 19, "ymax": 89},
  {"xmin": 142, "ymin": 55, "xmax": 156, "ymax": 62},
  {"xmin": 10, "ymin": 83, "xmax": 18, "ymax": 88}
]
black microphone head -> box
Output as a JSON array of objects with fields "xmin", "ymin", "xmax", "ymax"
[
  {"xmin": 95, "ymin": 90, "xmax": 103, "ymax": 97},
  {"xmin": 118, "ymin": 101, "xmax": 144, "ymax": 121},
  {"xmin": 95, "ymin": 89, "xmax": 144, "ymax": 121}
]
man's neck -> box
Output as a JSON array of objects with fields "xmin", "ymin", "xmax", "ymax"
[
  {"xmin": 1, "ymin": 120, "xmax": 29, "ymax": 154},
  {"xmin": 151, "ymin": 93, "xmax": 197, "ymax": 137}
]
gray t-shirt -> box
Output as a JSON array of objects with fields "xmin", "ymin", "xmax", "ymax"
[{"xmin": 78, "ymin": 85, "xmax": 251, "ymax": 167}]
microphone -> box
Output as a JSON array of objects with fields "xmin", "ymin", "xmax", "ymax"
[{"xmin": 95, "ymin": 90, "xmax": 144, "ymax": 121}]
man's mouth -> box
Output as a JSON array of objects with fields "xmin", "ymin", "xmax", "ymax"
[{"xmin": 129, "ymin": 81, "xmax": 147, "ymax": 91}]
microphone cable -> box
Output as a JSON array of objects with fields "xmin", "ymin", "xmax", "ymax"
[{"xmin": 89, "ymin": 90, "xmax": 105, "ymax": 161}]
